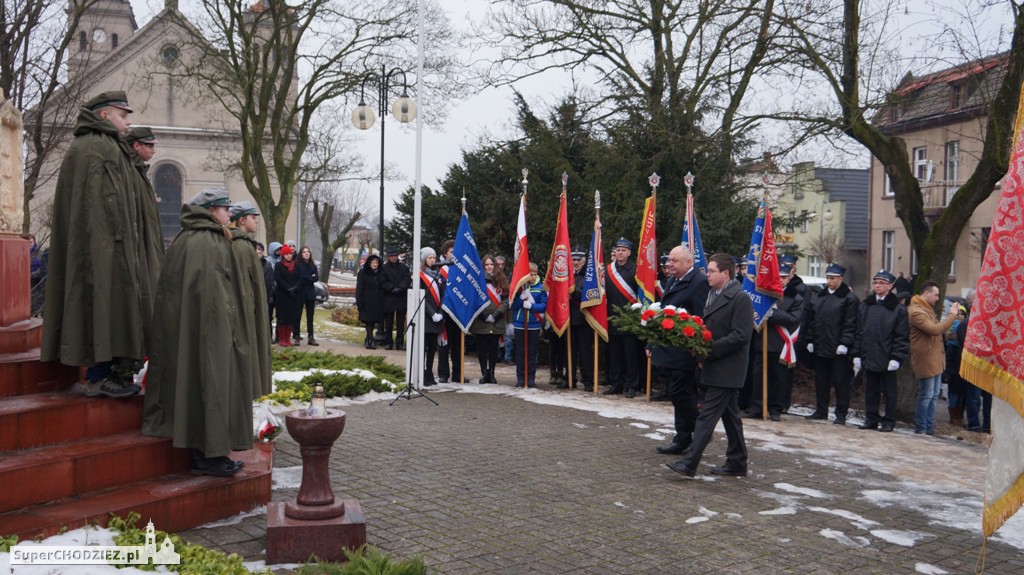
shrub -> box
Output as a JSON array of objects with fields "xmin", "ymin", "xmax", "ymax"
[{"xmin": 331, "ymin": 305, "xmax": 362, "ymax": 327}]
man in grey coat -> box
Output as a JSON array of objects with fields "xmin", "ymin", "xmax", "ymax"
[{"xmin": 667, "ymin": 253, "xmax": 753, "ymax": 478}]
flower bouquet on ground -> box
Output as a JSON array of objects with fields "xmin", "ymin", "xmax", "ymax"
[{"xmin": 611, "ymin": 302, "xmax": 712, "ymax": 357}]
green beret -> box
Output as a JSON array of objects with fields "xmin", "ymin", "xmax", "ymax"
[
  {"xmin": 229, "ymin": 201, "xmax": 260, "ymax": 221},
  {"xmin": 127, "ymin": 126, "xmax": 157, "ymax": 144},
  {"xmin": 188, "ymin": 187, "xmax": 231, "ymax": 208},
  {"xmin": 83, "ymin": 91, "xmax": 133, "ymax": 112}
]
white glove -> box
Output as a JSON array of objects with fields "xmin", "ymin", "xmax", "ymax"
[
  {"xmin": 523, "ymin": 301, "xmax": 533, "ymax": 310},
  {"xmin": 485, "ymin": 314, "xmax": 495, "ymax": 323},
  {"xmin": 806, "ymin": 343, "xmax": 814, "ymax": 354},
  {"xmin": 853, "ymin": 358, "xmax": 861, "ymax": 371},
  {"xmin": 521, "ymin": 291, "xmax": 531, "ymax": 301},
  {"xmin": 431, "ymin": 313, "xmax": 443, "ymax": 323},
  {"xmin": 887, "ymin": 360, "xmax": 900, "ymax": 372},
  {"xmin": 837, "ymin": 345, "xmax": 848, "ymax": 355}
]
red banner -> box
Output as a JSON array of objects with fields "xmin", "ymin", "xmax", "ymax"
[
  {"xmin": 636, "ymin": 194, "xmax": 657, "ymax": 304},
  {"xmin": 755, "ymin": 208, "xmax": 783, "ymax": 299},
  {"xmin": 509, "ymin": 194, "xmax": 531, "ymax": 296},
  {"xmin": 545, "ymin": 193, "xmax": 572, "ymax": 336}
]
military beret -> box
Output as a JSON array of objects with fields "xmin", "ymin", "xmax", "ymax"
[
  {"xmin": 872, "ymin": 269, "xmax": 896, "ymax": 283},
  {"xmin": 613, "ymin": 237, "xmax": 633, "ymax": 250},
  {"xmin": 126, "ymin": 126, "xmax": 157, "ymax": 144},
  {"xmin": 229, "ymin": 201, "xmax": 260, "ymax": 222},
  {"xmin": 825, "ymin": 263, "xmax": 846, "ymax": 277},
  {"xmin": 188, "ymin": 187, "xmax": 231, "ymax": 208},
  {"xmin": 84, "ymin": 91, "xmax": 133, "ymax": 113}
]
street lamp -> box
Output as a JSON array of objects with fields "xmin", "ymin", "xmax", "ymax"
[
  {"xmin": 808, "ymin": 199, "xmax": 833, "ymax": 274},
  {"xmin": 352, "ymin": 65, "xmax": 418, "ymax": 253}
]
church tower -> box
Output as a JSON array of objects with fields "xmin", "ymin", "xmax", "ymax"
[{"xmin": 67, "ymin": 0, "xmax": 139, "ymax": 80}]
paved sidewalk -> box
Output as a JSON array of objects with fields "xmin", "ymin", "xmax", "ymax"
[{"xmin": 182, "ymin": 355, "xmax": 1023, "ymax": 574}]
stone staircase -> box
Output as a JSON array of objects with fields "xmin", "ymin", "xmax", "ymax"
[{"xmin": 0, "ymin": 236, "xmax": 273, "ymax": 540}]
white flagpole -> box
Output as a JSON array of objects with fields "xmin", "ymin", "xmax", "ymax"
[{"xmin": 407, "ymin": 0, "xmax": 426, "ymax": 388}]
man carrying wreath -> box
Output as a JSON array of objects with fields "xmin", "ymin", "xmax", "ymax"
[{"xmin": 649, "ymin": 246, "xmax": 709, "ymax": 455}]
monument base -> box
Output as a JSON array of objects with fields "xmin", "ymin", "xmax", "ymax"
[{"xmin": 265, "ymin": 499, "xmax": 366, "ymax": 564}]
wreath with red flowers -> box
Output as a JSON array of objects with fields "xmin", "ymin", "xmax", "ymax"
[{"xmin": 611, "ymin": 302, "xmax": 712, "ymax": 357}]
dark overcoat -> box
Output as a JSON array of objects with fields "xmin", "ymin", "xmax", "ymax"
[
  {"xmin": 296, "ymin": 258, "xmax": 319, "ymax": 301},
  {"xmin": 274, "ymin": 261, "xmax": 301, "ymax": 325},
  {"xmin": 803, "ymin": 282, "xmax": 859, "ymax": 359},
  {"xmin": 142, "ymin": 205, "xmax": 251, "ymax": 458},
  {"xmin": 355, "ymin": 258, "xmax": 385, "ymax": 323},
  {"xmin": 698, "ymin": 281, "xmax": 754, "ymax": 389},
  {"xmin": 381, "ymin": 259, "xmax": 412, "ymax": 312},
  {"xmin": 754, "ymin": 275, "xmax": 807, "ymax": 354},
  {"xmin": 650, "ymin": 268, "xmax": 710, "ymax": 371},
  {"xmin": 420, "ymin": 268, "xmax": 446, "ymax": 335},
  {"xmin": 853, "ymin": 291, "xmax": 910, "ymax": 372},
  {"xmin": 127, "ymin": 146, "xmax": 165, "ymax": 329},
  {"xmin": 606, "ymin": 260, "xmax": 638, "ymax": 335},
  {"xmin": 469, "ymin": 277, "xmax": 509, "ymax": 336},
  {"xmin": 231, "ymin": 228, "xmax": 273, "ymax": 398},
  {"xmin": 41, "ymin": 109, "xmax": 160, "ymax": 366}
]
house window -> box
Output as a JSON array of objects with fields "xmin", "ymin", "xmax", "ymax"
[
  {"xmin": 914, "ymin": 147, "xmax": 929, "ymax": 181},
  {"xmin": 808, "ymin": 256, "xmax": 822, "ymax": 277},
  {"xmin": 910, "ymin": 250, "xmax": 955, "ymax": 276},
  {"xmin": 112, "ymin": 34, "xmax": 119, "ymax": 48},
  {"xmin": 800, "ymin": 210, "xmax": 809, "ymax": 233},
  {"xmin": 945, "ymin": 140, "xmax": 960, "ymax": 205},
  {"xmin": 883, "ymin": 231, "xmax": 895, "ymax": 271},
  {"xmin": 154, "ymin": 164, "xmax": 183, "ymax": 242},
  {"xmin": 79, "ymin": 31, "xmax": 87, "ymax": 51},
  {"xmin": 951, "ymin": 84, "xmax": 963, "ymax": 109},
  {"xmin": 884, "ymin": 173, "xmax": 894, "ymax": 197}
]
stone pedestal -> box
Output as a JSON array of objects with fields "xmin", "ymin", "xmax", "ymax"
[
  {"xmin": 265, "ymin": 500, "xmax": 366, "ymax": 564},
  {"xmin": 266, "ymin": 409, "xmax": 366, "ymax": 563},
  {"xmin": 0, "ymin": 235, "xmax": 30, "ymax": 328}
]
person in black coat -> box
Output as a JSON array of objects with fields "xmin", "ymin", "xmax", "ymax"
[
  {"xmin": 273, "ymin": 245, "xmax": 300, "ymax": 346},
  {"xmin": 748, "ymin": 255, "xmax": 806, "ymax": 421},
  {"xmin": 667, "ymin": 253, "xmax": 753, "ymax": 478},
  {"xmin": 569, "ymin": 249, "xmax": 595, "ymax": 390},
  {"xmin": 291, "ymin": 246, "xmax": 320, "ymax": 346},
  {"xmin": 650, "ymin": 246, "xmax": 709, "ymax": 455},
  {"xmin": 381, "ymin": 246, "xmax": 412, "ymax": 350},
  {"xmin": 355, "ymin": 255, "xmax": 385, "ymax": 349},
  {"xmin": 258, "ymin": 242, "xmax": 275, "ymax": 339},
  {"xmin": 852, "ymin": 270, "xmax": 909, "ymax": 432},
  {"xmin": 605, "ymin": 237, "xmax": 640, "ymax": 397},
  {"xmin": 802, "ymin": 263, "xmax": 859, "ymax": 425},
  {"xmin": 419, "ymin": 247, "xmax": 446, "ymax": 386}
]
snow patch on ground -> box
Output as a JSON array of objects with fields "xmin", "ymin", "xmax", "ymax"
[
  {"xmin": 871, "ymin": 529, "xmax": 931, "ymax": 547},
  {"xmin": 774, "ymin": 483, "xmax": 831, "ymax": 498},
  {"xmin": 196, "ymin": 506, "xmax": 267, "ymax": 529},
  {"xmin": 760, "ymin": 506, "xmax": 798, "ymax": 516},
  {"xmin": 271, "ymin": 465, "xmax": 303, "ymax": 490},
  {"xmin": 819, "ymin": 528, "xmax": 870, "ymax": 548},
  {"xmin": 915, "ymin": 563, "xmax": 949, "ymax": 574}
]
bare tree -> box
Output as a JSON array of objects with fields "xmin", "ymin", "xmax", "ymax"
[
  {"xmin": 309, "ymin": 182, "xmax": 372, "ymax": 281},
  {"xmin": 154, "ymin": 0, "xmax": 463, "ymax": 242},
  {"xmin": 769, "ymin": 0, "xmax": 1024, "ymax": 292},
  {"xmin": 1, "ymin": 0, "xmax": 98, "ymax": 234}
]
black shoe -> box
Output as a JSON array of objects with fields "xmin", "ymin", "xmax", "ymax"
[
  {"xmin": 397, "ymin": 344, "xmax": 406, "ymax": 351},
  {"xmin": 833, "ymin": 418, "xmax": 846, "ymax": 426},
  {"xmin": 769, "ymin": 412, "xmax": 781, "ymax": 422},
  {"xmin": 879, "ymin": 423, "xmax": 895, "ymax": 432},
  {"xmin": 190, "ymin": 451, "xmax": 241, "ymax": 477},
  {"xmin": 385, "ymin": 344, "xmax": 394, "ymax": 350},
  {"xmin": 656, "ymin": 441, "xmax": 689, "ymax": 455},
  {"xmin": 555, "ymin": 382, "xmax": 569, "ymax": 389},
  {"xmin": 307, "ymin": 337, "xmax": 319, "ymax": 346},
  {"xmin": 603, "ymin": 387, "xmax": 623, "ymax": 395},
  {"xmin": 742, "ymin": 411, "xmax": 764, "ymax": 419},
  {"xmin": 665, "ymin": 461, "xmax": 696, "ymax": 478},
  {"xmin": 859, "ymin": 421, "xmax": 879, "ymax": 430},
  {"xmin": 437, "ymin": 377, "xmax": 449, "ymax": 384},
  {"xmin": 709, "ymin": 465, "xmax": 747, "ymax": 477},
  {"xmin": 625, "ymin": 388, "xmax": 637, "ymax": 398},
  {"xmin": 650, "ymin": 392, "xmax": 671, "ymax": 402},
  {"xmin": 805, "ymin": 412, "xmax": 828, "ymax": 420}
]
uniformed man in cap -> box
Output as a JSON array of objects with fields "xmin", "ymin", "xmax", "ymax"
[
  {"xmin": 42, "ymin": 91, "xmax": 161, "ymax": 399},
  {"xmin": 802, "ymin": 263, "xmax": 860, "ymax": 425},
  {"xmin": 126, "ymin": 126, "xmax": 164, "ymax": 310},
  {"xmin": 380, "ymin": 245, "xmax": 412, "ymax": 350},
  {"xmin": 852, "ymin": 269, "xmax": 909, "ymax": 432},
  {"xmin": 143, "ymin": 188, "xmax": 251, "ymax": 477},
  {"xmin": 569, "ymin": 247, "xmax": 595, "ymax": 390},
  {"xmin": 228, "ymin": 201, "xmax": 272, "ymax": 400},
  {"xmin": 605, "ymin": 237, "xmax": 641, "ymax": 397}
]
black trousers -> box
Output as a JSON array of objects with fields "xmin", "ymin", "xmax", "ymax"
[
  {"xmin": 548, "ymin": 330, "xmax": 568, "ymax": 376},
  {"xmin": 294, "ymin": 299, "xmax": 315, "ymax": 337},
  {"xmin": 813, "ymin": 356, "xmax": 852, "ymax": 419},
  {"xmin": 571, "ymin": 322, "xmax": 595, "ymax": 387},
  {"xmin": 423, "ymin": 333, "xmax": 438, "ymax": 383},
  {"xmin": 514, "ymin": 328, "xmax": 540, "ymax": 387},
  {"xmin": 383, "ymin": 307, "xmax": 407, "ymax": 346},
  {"xmin": 607, "ymin": 332, "xmax": 639, "ymax": 391},
  {"xmin": 476, "ymin": 333, "xmax": 500, "ymax": 378},
  {"xmin": 679, "ymin": 386, "xmax": 747, "ymax": 471},
  {"xmin": 658, "ymin": 366, "xmax": 699, "ymax": 446},
  {"xmin": 750, "ymin": 351, "xmax": 792, "ymax": 416},
  {"xmin": 863, "ymin": 370, "xmax": 898, "ymax": 424},
  {"xmin": 438, "ymin": 318, "xmax": 463, "ymax": 382}
]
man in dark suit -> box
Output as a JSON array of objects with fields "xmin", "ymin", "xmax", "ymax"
[
  {"xmin": 667, "ymin": 253, "xmax": 753, "ymax": 478},
  {"xmin": 650, "ymin": 246, "xmax": 709, "ymax": 454},
  {"xmin": 605, "ymin": 238, "xmax": 640, "ymax": 397}
]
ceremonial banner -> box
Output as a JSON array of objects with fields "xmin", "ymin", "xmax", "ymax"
[
  {"xmin": 441, "ymin": 212, "xmax": 490, "ymax": 333},
  {"xmin": 741, "ymin": 199, "xmax": 782, "ymax": 330},
  {"xmin": 960, "ymin": 86, "xmax": 1024, "ymax": 538},
  {"xmin": 636, "ymin": 194, "xmax": 658, "ymax": 305},
  {"xmin": 581, "ymin": 214, "xmax": 608, "ymax": 341},
  {"xmin": 681, "ymin": 188, "xmax": 707, "ymax": 272},
  {"xmin": 509, "ymin": 193, "xmax": 532, "ymax": 296},
  {"xmin": 545, "ymin": 192, "xmax": 572, "ymax": 336}
]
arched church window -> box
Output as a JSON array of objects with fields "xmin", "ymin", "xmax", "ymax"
[{"xmin": 154, "ymin": 164, "xmax": 183, "ymax": 242}]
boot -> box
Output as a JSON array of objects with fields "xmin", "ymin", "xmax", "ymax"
[
  {"xmin": 277, "ymin": 325, "xmax": 292, "ymax": 347},
  {"xmin": 949, "ymin": 406, "xmax": 964, "ymax": 427},
  {"xmin": 364, "ymin": 337, "xmax": 371, "ymax": 349},
  {"xmin": 307, "ymin": 335, "xmax": 319, "ymax": 346}
]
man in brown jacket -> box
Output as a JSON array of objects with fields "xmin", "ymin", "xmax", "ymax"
[{"xmin": 908, "ymin": 281, "xmax": 961, "ymax": 435}]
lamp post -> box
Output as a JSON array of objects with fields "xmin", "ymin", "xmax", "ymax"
[
  {"xmin": 352, "ymin": 65, "xmax": 417, "ymax": 253},
  {"xmin": 810, "ymin": 199, "xmax": 833, "ymax": 274}
]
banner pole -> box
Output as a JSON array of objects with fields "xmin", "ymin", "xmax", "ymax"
[
  {"xmin": 762, "ymin": 326, "xmax": 768, "ymax": 419},
  {"xmin": 566, "ymin": 324, "xmax": 574, "ymax": 389},
  {"xmin": 593, "ymin": 331, "xmax": 599, "ymax": 394},
  {"xmin": 646, "ymin": 357, "xmax": 652, "ymax": 401},
  {"xmin": 460, "ymin": 332, "xmax": 465, "ymax": 384}
]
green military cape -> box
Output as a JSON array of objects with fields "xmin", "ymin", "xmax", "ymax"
[
  {"xmin": 127, "ymin": 146, "xmax": 165, "ymax": 336},
  {"xmin": 142, "ymin": 205, "xmax": 252, "ymax": 457},
  {"xmin": 230, "ymin": 227, "xmax": 273, "ymax": 399},
  {"xmin": 41, "ymin": 109, "xmax": 158, "ymax": 366}
]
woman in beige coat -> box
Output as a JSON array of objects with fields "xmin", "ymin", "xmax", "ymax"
[{"xmin": 908, "ymin": 280, "xmax": 960, "ymax": 434}]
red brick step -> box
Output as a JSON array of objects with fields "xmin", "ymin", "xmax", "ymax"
[
  {"xmin": 0, "ymin": 349, "xmax": 78, "ymax": 397},
  {"xmin": 0, "ymin": 389, "xmax": 144, "ymax": 451}
]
